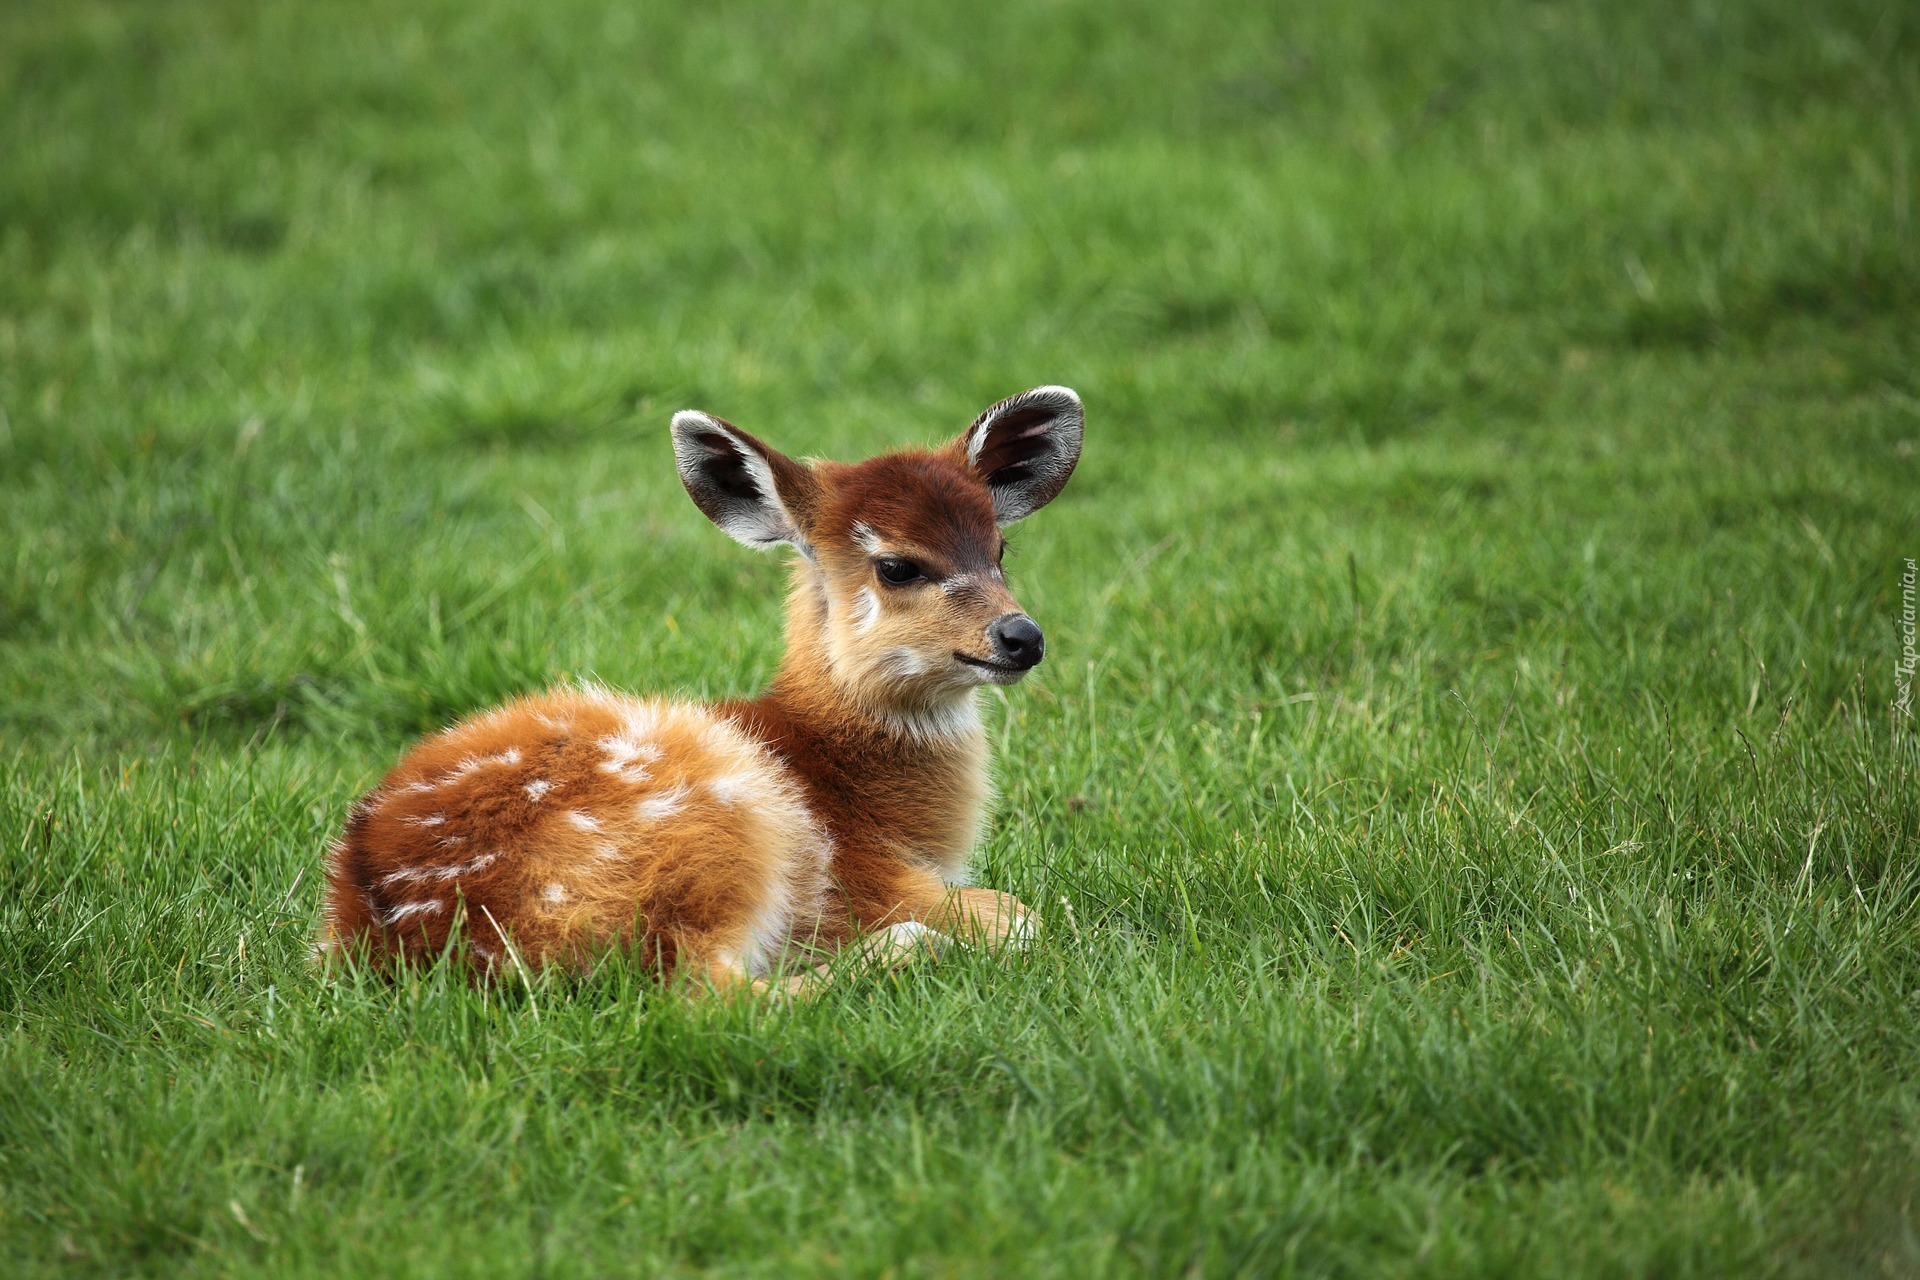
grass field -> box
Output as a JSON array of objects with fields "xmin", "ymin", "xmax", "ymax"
[{"xmin": 4, "ymin": 0, "xmax": 1919, "ymax": 1274}]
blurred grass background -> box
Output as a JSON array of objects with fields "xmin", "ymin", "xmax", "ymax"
[{"xmin": 3, "ymin": 1, "xmax": 1918, "ymax": 1275}]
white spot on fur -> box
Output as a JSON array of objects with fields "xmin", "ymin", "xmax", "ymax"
[
  {"xmin": 524, "ymin": 779, "xmax": 554, "ymax": 802},
  {"xmin": 598, "ymin": 734, "xmax": 663, "ymax": 785},
  {"xmin": 377, "ymin": 850, "xmax": 499, "ymax": 888},
  {"xmin": 591, "ymin": 841, "xmax": 622, "ymax": 864},
  {"xmin": 636, "ymin": 782, "xmax": 691, "ymax": 822},
  {"xmin": 447, "ymin": 850, "xmax": 499, "ymax": 879},
  {"xmin": 564, "ymin": 810, "xmax": 602, "ymax": 832},
  {"xmin": 544, "ymin": 883, "xmax": 567, "ymax": 904},
  {"xmin": 403, "ymin": 813, "xmax": 447, "ymax": 827},
  {"xmin": 852, "ymin": 522, "xmax": 884, "ymax": 554},
  {"xmin": 432, "ymin": 749, "xmax": 522, "ymax": 787},
  {"xmin": 852, "ymin": 587, "xmax": 880, "ymax": 633},
  {"xmin": 382, "ymin": 899, "xmax": 446, "ymax": 925}
]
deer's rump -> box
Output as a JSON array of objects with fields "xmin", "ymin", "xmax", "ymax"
[{"xmin": 319, "ymin": 687, "xmax": 833, "ymax": 977}]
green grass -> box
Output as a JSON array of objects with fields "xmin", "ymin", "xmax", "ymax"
[{"xmin": 4, "ymin": 0, "xmax": 1919, "ymax": 1273}]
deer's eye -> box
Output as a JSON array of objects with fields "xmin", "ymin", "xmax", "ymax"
[{"xmin": 875, "ymin": 558, "xmax": 926, "ymax": 587}]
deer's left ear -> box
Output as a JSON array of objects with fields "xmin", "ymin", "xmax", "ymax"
[{"xmin": 958, "ymin": 385, "xmax": 1084, "ymax": 525}]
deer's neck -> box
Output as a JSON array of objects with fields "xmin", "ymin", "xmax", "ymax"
[{"xmin": 728, "ymin": 643, "xmax": 992, "ymax": 887}]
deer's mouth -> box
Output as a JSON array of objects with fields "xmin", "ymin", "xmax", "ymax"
[{"xmin": 953, "ymin": 652, "xmax": 1026, "ymax": 681}]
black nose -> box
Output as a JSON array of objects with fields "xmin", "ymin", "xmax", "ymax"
[{"xmin": 989, "ymin": 614, "xmax": 1045, "ymax": 670}]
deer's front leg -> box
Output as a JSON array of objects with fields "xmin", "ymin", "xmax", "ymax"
[
  {"xmin": 845, "ymin": 874, "xmax": 1036, "ymax": 972},
  {"xmin": 923, "ymin": 887, "xmax": 1038, "ymax": 953},
  {"xmin": 850, "ymin": 889, "xmax": 1034, "ymax": 975}
]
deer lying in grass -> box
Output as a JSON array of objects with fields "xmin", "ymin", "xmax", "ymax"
[{"xmin": 319, "ymin": 386, "xmax": 1082, "ymax": 995}]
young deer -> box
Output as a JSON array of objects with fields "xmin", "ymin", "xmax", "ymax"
[{"xmin": 319, "ymin": 386, "xmax": 1083, "ymax": 995}]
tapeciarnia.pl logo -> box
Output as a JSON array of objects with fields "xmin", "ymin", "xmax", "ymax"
[{"xmin": 1898, "ymin": 558, "xmax": 1917, "ymax": 721}]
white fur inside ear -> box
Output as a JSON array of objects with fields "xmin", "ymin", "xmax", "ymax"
[
  {"xmin": 963, "ymin": 385, "xmax": 1084, "ymax": 524},
  {"xmin": 671, "ymin": 411, "xmax": 811, "ymax": 556}
]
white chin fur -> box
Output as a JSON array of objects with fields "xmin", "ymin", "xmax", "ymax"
[
  {"xmin": 956, "ymin": 658, "xmax": 1028, "ymax": 687},
  {"xmin": 879, "ymin": 694, "xmax": 984, "ymax": 744}
]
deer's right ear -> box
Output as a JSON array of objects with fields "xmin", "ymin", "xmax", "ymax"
[{"xmin": 671, "ymin": 411, "xmax": 820, "ymax": 557}]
